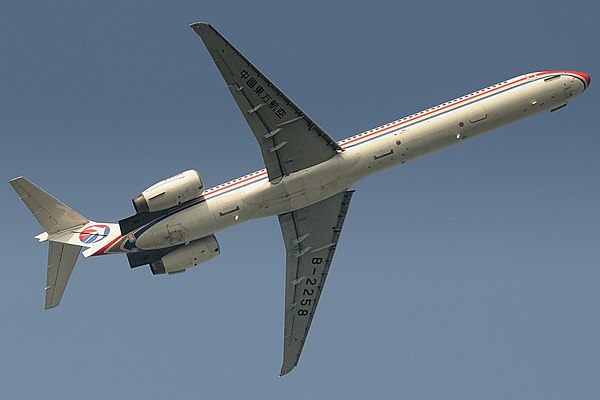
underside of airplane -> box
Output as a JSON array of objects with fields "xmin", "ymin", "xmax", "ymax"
[{"xmin": 10, "ymin": 23, "xmax": 590, "ymax": 376}]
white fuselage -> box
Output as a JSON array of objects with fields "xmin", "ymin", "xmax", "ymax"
[{"xmin": 124, "ymin": 71, "xmax": 586, "ymax": 252}]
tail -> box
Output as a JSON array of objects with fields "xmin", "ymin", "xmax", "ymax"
[{"xmin": 10, "ymin": 177, "xmax": 119, "ymax": 309}]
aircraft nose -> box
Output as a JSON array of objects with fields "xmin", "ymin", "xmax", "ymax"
[
  {"xmin": 568, "ymin": 70, "xmax": 591, "ymax": 90},
  {"xmin": 581, "ymin": 72, "xmax": 591, "ymax": 88}
]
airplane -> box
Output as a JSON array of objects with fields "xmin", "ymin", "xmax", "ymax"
[{"xmin": 10, "ymin": 23, "xmax": 590, "ymax": 376}]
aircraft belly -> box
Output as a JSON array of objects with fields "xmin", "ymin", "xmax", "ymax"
[{"xmin": 242, "ymin": 155, "xmax": 350, "ymax": 216}]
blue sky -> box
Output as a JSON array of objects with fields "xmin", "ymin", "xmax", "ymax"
[{"xmin": 2, "ymin": 1, "xmax": 599, "ymax": 398}]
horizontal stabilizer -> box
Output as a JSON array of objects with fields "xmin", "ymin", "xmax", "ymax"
[
  {"xmin": 46, "ymin": 241, "xmax": 81, "ymax": 309},
  {"xmin": 9, "ymin": 177, "xmax": 88, "ymax": 234}
]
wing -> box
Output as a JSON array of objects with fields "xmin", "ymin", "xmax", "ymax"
[
  {"xmin": 45, "ymin": 242, "xmax": 81, "ymax": 309},
  {"xmin": 278, "ymin": 190, "xmax": 354, "ymax": 376},
  {"xmin": 191, "ymin": 23, "xmax": 342, "ymax": 183}
]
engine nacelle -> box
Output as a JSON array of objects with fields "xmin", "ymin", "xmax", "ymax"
[
  {"xmin": 133, "ymin": 169, "xmax": 203, "ymax": 214},
  {"xmin": 149, "ymin": 235, "xmax": 220, "ymax": 275}
]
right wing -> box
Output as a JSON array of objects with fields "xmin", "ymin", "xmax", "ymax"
[
  {"xmin": 45, "ymin": 241, "xmax": 81, "ymax": 309},
  {"xmin": 191, "ymin": 23, "xmax": 342, "ymax": 183},
  {"xmin": 278, "ymin": 190, "xmax": 354, "ymax": 376}
]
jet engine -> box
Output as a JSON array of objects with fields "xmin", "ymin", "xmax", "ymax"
[
  {"xmin": 149, "ymin": 235, "xmax": 220, "ymax": 275},
  {"xmin": 132, "ymin": 169, "xmax": 203, "ymax": 214}
]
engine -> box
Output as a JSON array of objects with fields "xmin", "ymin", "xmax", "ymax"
[
  {"xmin": 132, "ymin": 169, "xmax": 203, "ymax": 214},
  {"xmin": 149, "ymin": 235, "xmax": 220, "ymax": 275}
]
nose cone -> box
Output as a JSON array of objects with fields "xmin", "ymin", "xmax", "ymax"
[
  {"xmin": 567, "ymin": 70, "xmax": 591, "ymax": 90},
  {"xmin": 581, "ymin": 72, "xmax": 591, "ymax": 88}
]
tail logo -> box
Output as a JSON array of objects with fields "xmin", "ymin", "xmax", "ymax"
[{"xmin": 79, "ymin": 224, "xmax": 111, "ymax": 244}]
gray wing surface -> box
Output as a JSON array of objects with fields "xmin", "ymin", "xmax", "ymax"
[
  {"xmin": 46, "ymin": 242, "xmax": 81, "ymax": 309},
  {"xmin": 278, "ymin": 190, "xmax": 354, "ymax": 376},
  {"xmin": 191, "ymin": 23, "xmax": 342, "ymax": 183}
]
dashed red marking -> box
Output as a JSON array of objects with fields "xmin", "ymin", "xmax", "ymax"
[
  {"xmin": 340, "ymin": 74, "xmax": 529, "ymax": 148},
  {"xmin": 203, "ymin": 170, "xmax": 268, "ymax": 198}
]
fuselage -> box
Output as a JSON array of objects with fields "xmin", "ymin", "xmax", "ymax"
[{"xmin": 94, "ymin": 70, "xmax": 590, "ymax": 255}]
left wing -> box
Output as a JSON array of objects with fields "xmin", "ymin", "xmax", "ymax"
[
  {"xmin": 191, "ymin": 23, "xmax": 342, "ymax": 183},
  {"xmin": 278, "ymin": 190, "xmax": 354, "ymax": 376}
]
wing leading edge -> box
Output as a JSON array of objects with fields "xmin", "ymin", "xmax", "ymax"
[
  {"xmin": 190, "ymin": 23, "xmax": 342, "ymax": 183},
  {"xmin": 278, "ymin": 190, "xmax": 354, "ymax": 376}
]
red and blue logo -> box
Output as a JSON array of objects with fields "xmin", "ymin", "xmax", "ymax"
[{"xmin": 79, "ymin": 224, "xmax": 111, "ymax": 244}]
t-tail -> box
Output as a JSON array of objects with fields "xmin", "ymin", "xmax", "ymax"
[{"xmin": 9, "ymin": 177, "xmax": 120, "ymax": 309}]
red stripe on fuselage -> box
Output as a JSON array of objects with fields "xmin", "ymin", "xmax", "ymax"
[
  {"xmin": 340, "ymin": 74, "xmax": 529, "ymax": 148},
  {"xmin": 537, "ymin": 70, "xmax": 590, "ymax": 89},
  {"xmin": 91, "ymin": 235, "xmax": 125, "ymax": 256},
  {"xmin": 202, "ymin": 170, "xmax": 268, "ymax": 199}
]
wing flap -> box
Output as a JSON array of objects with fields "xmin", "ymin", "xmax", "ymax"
[
  {"xmin": 278, "ymin": 190, "xmax": 354, "ymax": 376},
  {"xmin": 191, "ymin": 23, "xmax": 342, "ymax": 183}
]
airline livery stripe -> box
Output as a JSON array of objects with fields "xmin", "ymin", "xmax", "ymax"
[
  {"xmin": 93, "ymin": 236, "xmax": 123, "ymax": 255},
  {"xmin": 202, "ymin": 170, "xmax": 268, "ymax": 199},
  {"xmin": 338, "ymin": 71, "xmax": 588, "ymax": 149},
  {"xmin": 338, "ymin": 75, "xmax": 529, "ymax": 148}
]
